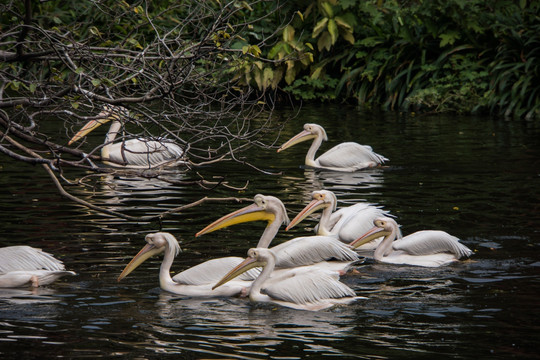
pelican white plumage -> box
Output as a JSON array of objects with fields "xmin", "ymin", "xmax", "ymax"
[
  {"xmin": 286, "ymin": 190, "xmax": 390, "ymax": 249},
  {"xmin": 350, "ymin": 217, "xmax": 473, "ymax": 267},
  {"xmin": 277, "ymin": 123, "xmax": 387, "ymax": 172},
  {"xmin": 118, "ymin": 232, "xmax": 256, "ymax": 297},
  {"xmin": 0, "ymin": 246, "xmax": 75, "ymax": 288},
  {"xmin": 196, "ymin": 194, "xmax": 361, "ymax": 272},
  {"xmin": 68, "ymin": 105, "xmax": 186, "ymax": 169},
  {"xmin": 213, "ymin": 247, "xmax": 364, "ymax": 311}
]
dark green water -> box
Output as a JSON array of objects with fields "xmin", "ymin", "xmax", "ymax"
[{"xmin": 1, "ymin": 105, "xmax": 539, "ymax": 359}]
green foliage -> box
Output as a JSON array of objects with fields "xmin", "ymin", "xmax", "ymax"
[
  {"xmin": 2, "ymin": 0, "xmax": 537, "ymax": 118},
  {"xmin": 234, "ymin": 0, "xmax": 538, "ymax": 118},
  {"xmin": 484, "ymin": 4, "xmax": 540, "ymax": 119},
  {"xmin": 284, "ymin": 76, "xmax": 339, "ymax": 101}
]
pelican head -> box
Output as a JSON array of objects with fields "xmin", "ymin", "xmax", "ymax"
[
  {"xmin": 68, "ymin": 105, "xmax": 128, "ymax": 145},
  {"xmin": 117, "ymin": 232, "xmax": 181, "ymax": 281},
  {"xmin": 195, "ymin": 194, "xmax": 290, "ymax": 237},
  {"xmin": 212, "ymin": 248, "xmax": 269, "ymax": 290},
  {"xmin": 286, "ymin": 190, "xmax": 337, "ymax": 231},
  {"xmin": 349, "ymin": 217, "xmax": 397, "ymax": 249},
  {"xmin": 277, "ymin": 123, "xmax": 328, "ymax": 153}
]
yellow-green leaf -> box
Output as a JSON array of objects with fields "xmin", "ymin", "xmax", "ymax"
[
  {"xmin": 300, "ymin": 52, "xmax": 313, "ymax": 66},
  {"xmin": 283, "ymin": 25, "xmax": 295, "ymax": 42},
  {"xmin": 320, "ymin": 2, "xmax": 334, "ymax": 18},
  {"xmin": 254, "ymin": 68, "xmax": 263, "ymax": 90},
  {"xmin": 254, "ymin": 61, "xmax": 264, "ymax": 70},
  {"xmin": 327, "ymin": 19, "xmax": 338, "ymax": 45},
  {"xmin": 317, "ymin": 31, "xmax": 332, "ymax": 51},
  {"xmin": 285, "ymin": 66, "xmax": 296, "ymax": 85},
  {"xmin": 334, "ymin": 16, "xmax": 353, "ymax": 31},
  {"xmin": 91, "ymin": 79, "xmax": 101, "ymax": 87},
  {"xmin": 263, "ymin": 67, "xmax": 274, "ymax": 89},
  {"xmin": 312, "ymin": 18, "xmax": 329, "ymax": 38},
  {"xmin": 340, "ymin": 28, "xmax": 355, "ymax": 44},
  {"xmin": 311, "ymin": 66, "xmax": 323, "ymax": 80},
  {"xmin": 271, "ymin": 68, "xmax": 283, "ymax": 89}
]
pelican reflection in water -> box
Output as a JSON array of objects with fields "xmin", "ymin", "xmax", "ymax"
[
  {"xmin": 278, "ymin": 123, "xmax": 387, "ymax": 172},
  {"xmin": 68, "ymin": 105, "xmax": 186, "ymax": 169},
  {"xmin": 350, "ymin": 217, "xmax": 473, "ymax": 267},
  {"xmin": 0, "ymin": 246, "xmax": 75, "ymax": 288}
]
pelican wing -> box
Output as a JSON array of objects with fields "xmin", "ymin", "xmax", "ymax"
[
  {"xmin": 392, "ymin": 230, "xmax": 473, "ymax": 259},
  {"xmin": 263, "ymin": 268, "xmax": 356, "ymax": 304},
  {"xmin": 0, "ymin": 246, "xmax": 66, "ymax": 274},
  {"xmin": 333, "ymin": 204, "xmax": 390, "ymax": 242},
  {"xmin": 107, "ymin": 138, "xmax": 184, "ymax": 168},
  {"xmin": 271, "ymin": 236, "xmax": 359, "ymax": 268},
  {"xmin": 316, "ymin": 142, "xmax": 387, "ymax": 170},
  {"xmin": 172, "ymin": 256, "xmax": 260, "ymax": 285}
]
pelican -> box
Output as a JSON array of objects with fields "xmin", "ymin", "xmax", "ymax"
[
  {"xmin": 286, "ymin": 190, "xmax": 390, "ymax": 249},
  {"xmin": 277, "ymin": 123, "xmax": 387, "ymax": 171},
  {"xmin": 68, "ymin": 105, "xmax": 185, "ymax": 169},
  {"xmin": 349, "ymin": 217, "xmax": 473, "ymax": 267},
  {"xmin": 213, "ymin": 248, "xmax": 363, "ymax": 311},
  {"xmin": 118, "ymin": 232, "xmax": 257, "ymax": 297},
  {"xmin": 0, "ymin": 246, "xmax": 75, "ymax": 288},
  {"xmin": 196, "ymin": 194, "xmax": 361, "ymax": 272}
]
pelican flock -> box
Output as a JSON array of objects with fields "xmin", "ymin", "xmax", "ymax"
[
  {"xmin": 1, "ymin": 117, "xmax": 474, "ymax": 312},
  {"xmin": 68, "ymin": 105, "xmax": 185, "ymax": 169},
  {"xmin": 350, "ymin": 217, "xmax": 473, "ymax": 267},
  {"xmin": 278, "ymin": 123, "xmax": 388, "ymax": 171},
  {"xmin": 196, "ymin": 194, "xmax": 361, "ymax": 273},
  {"xmin": 0, "ymin": 246, "xmax": 75, "ymax": 288}
]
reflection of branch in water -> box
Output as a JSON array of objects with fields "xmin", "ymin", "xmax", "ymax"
[{"xmin": 2, "ymin": 132, "xmax": 252, "ymax": 222}]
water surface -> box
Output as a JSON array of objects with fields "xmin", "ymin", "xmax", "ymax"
[{"xmin": 1, "ymin": 105, "xmax": 539, "ymax": 359}]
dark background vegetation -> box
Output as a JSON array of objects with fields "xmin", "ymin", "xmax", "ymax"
[{"xmin": 1, "ymin": 0, "xmax": 538, "ymax": 121}]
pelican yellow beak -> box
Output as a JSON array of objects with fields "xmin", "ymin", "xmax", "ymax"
[
  {"xmin": 212, "ymin": 255, "xmax": 264, "ymax": 290},
  {"xmin": 286, "ymin": 198, "xmax": 327, "ymax": 231},
  {"xmin": 68, "ymin": 113, "xmax": 114, "ymax": 145},
  {"xmin": 277, "ymin": 130, "xmax": 315, "ymax": 153},
  {"xmin": 349, "ymin": 226, "xmax": 391, "ymax": 249},
  {"xmin": 117, "ymin": 243, "xmax": 164, "ymax": 281},
  {"xmin": 195, "ymin": 202, "xmax": 275, "ymax": 237}
]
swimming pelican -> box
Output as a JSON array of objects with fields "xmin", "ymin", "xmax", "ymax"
[
  {"xmin": 118, "ymin": 232, "xmax": 256, "ymax": 297},
  {"xmin": 349, "ymin": 217, "xmax": 473, "ymax": 267},
  {"xmin": 277, "ymin": 123, "xmax": 387, "ymax": 171},
  {"xmin": 286, "ymin": 190, "xmax": 390, "ymax": 249},
  {"xmin": 213, "ymin": 247, "xmax": 364, "ymax": 311},
  {"xmin": 196, "ymin": 194, "xmax": 361, "ymax": 271},
  {"xmin": 0, "ymin": 246, "xmax": 75, "ymax": 288},
  {"xmin": 68, "ymin": 105, "xmax": 185, "ymax": 169}
]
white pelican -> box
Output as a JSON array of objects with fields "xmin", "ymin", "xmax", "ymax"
[
  {"xmin": 213, "ymin": 247, "xmax": 363, "ymax": 311},
  {"xmin": 68, "ymin": 105, "xmax": 185, "ymax": 169},
  {"xmin": 0, "ymin": 246, "xmax": 75, "ymax": 288},
  {"xmin": 349, "ymin": 217, "xmax": 473, "ymax": 267},
  {"xmin": 196, "ymin": 194, "xmax": 361, "ymax": 272},
  {"xmin": 277, "ymin": 123, "xmax": 387, "ymax": 171},
  {"xmin": 286, "ymin": 190, "xmax": 390, "ymax": 249},
  {"xmin": 118, "ymin": 232, "xmax": 257, "ymax": 297}
]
